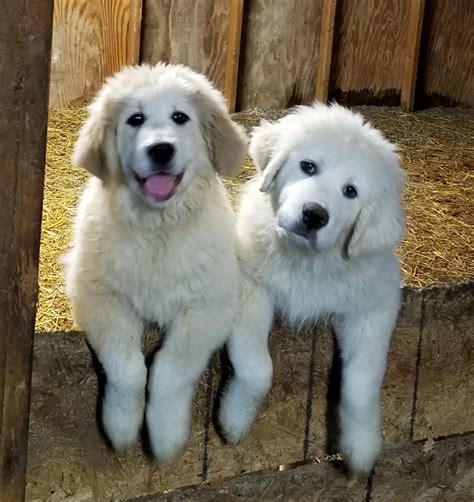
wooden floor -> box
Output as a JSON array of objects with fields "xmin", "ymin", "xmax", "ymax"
[{"xmin": 26, "ymin": 282, "xmax": 473, "ymax": 500}]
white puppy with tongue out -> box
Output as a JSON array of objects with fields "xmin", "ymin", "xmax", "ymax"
[{"xmin": 65, "ymin": 63, "xmax": 247, "ymax": 461}]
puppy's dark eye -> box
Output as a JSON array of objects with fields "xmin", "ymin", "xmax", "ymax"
[
  {"xmin": 343, "ymin": 184, "xmax": 358, "ymax": 199},
  {"xmin": 300, "ymin": 160, "xmax": 317, "ymax": 175},
  {"xmin": 126, "ymin": 113, "xmax": 145, "ymax": 127},
  {"xmin": 172, "ymin": 111, "xmax": 190, "ymax": 125}
]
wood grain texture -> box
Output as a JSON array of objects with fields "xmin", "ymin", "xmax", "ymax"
[
  {"xmin": 205, "ymin": 327, "xmax": 312, "ymax": 481},
  {"xmin": 331, "ymin": 0, "xmax": 410, "ymax": 103},
  {"xmin": 0, "ymin": 1, "xmax": 53, "ymax": 499},
  {"xmin": 141, "ymin": 0, "xmax": 230, "ymax": 92},
  {"xmin": 224, "ymin": 0, "xmax": 245, "ymax": 112},
  {"xmin": 401, "ymin": 0, "xmax": 425, "ymax": 112},
  {"xmin": 315, "ymin": 0, "xmax": 338, "ymax": 103},
  {"xmin": 238, "ymin": 0, "xmax": 323, "ymax": 109},
  {"xmin": 418, "ymin": 0, "xmax": 474, "ymax": 106},
  {"xmin": 26, "ymin": 332, "xmax": 208, "ymax": 500},
  {"xmin": 49, "ymin": 0, "xmax": 142, "ymax": 108},
  {"xmin": 414, "ymin": 284, "xmax": 474, "ymax": 440}
]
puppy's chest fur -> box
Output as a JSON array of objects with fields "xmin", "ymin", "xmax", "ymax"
[
  {"xmin": 74, "ymin": 183, "xmax": 239, "ymax": 327},
  {"xmin": 241, "ymin": 230, "xmax": 399, "ymax": 327},
  {"xmin": 261, "ymin": 251, "xmax": 361, "ymax": 324}
]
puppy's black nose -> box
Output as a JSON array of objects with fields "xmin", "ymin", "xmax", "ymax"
[
  {"xmin": 302, "ymin": 203, "xmax": 329, "ymax": 230},
  {"xmin": 148, "ymin": 142, "xmax": 175, "ymax": 166}
]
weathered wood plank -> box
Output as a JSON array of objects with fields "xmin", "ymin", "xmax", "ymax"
[
  {"xmin": 49, "ymin": 0, "xmax": 143, "ymax": 108},
  {"xmin": 401, "ymin": 0, "xmax": 425, "ymax": 112},
  {"xmin": 141, "ymin": 0, "xmax": 230, "ymax": 92},
  {"xmin": 418, "ymin": 0, "xmax": 474, "ymax": 107},
  {"xmin": 0, "ymin": 1, "xmax": 53, "ymax": 499},
  {"xmin": 413, "ymin": 283, "xmax": 474, "ymax": 440},
  {"xmin": 238, "ymin": 0, "xmax": 322, "ymax": 109},
  {"xmin": 26, "ymin": 333, "xmax": 207, "ymax": 501},
  {"xmin": 224, "ymin": 0, "xmax": 245, "ymax": 112},
  {"xmin": 331, "ymin": 0, "xmax": 410, "ymax": 104},
  {"xmin": 315, "ymin": 0, "xmax": 337, "ymax": 103}
]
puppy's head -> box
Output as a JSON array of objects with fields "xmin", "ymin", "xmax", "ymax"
[
  {"xmin": 73, "ymin": 64, "xmax": 247, "ymax": 208},
  {"xmin": 250, "ymin": 103, "xmax": 405, "ymax": 256}
]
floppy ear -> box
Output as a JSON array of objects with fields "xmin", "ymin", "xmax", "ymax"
[
  {"xmin": 347, "ymin": 190, "xmax": 405, "ymax": 258},
  {"xmin": 205, "ymin": 106, "xmax": 248, "ymax": 177},
  {"xmin": 72, "ymin": 99, "xmax": 118, "ymax": 182},
  {"xmin": 249, "ymin": 120, "xmax": 286, "ymax": 192}
]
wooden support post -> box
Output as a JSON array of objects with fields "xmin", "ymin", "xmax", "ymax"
[
  {"xmin": 224, "ymin": 0, "xmax": 245, "ymax": 112},
  {"xmin": 126, "ymin": 0, "xmax": 144, "ymax": 64},
  {"xmin": 401, "ymin": 0, "xmax": 425, "ymax": 112},
  {"xmin": 0, "ymin": 1, "xmax": 53, "ymax": 500},
  {"xmin": 315, "ymin": 0, "xmax": 338, "ymax": 103}
]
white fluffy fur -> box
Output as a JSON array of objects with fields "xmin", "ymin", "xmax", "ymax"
[
  {"xmin": 219, "ymin": 103, "xmax": 405, "ymax": 474},
  {"xmin": 65, "ymin": 63, "xmax": 247, "ymax": 461}
]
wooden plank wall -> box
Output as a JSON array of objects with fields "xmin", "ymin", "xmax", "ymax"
[
  {"xmin": 331, "ymin": 0, "xmax": 410, "ymax": 105},
  {"xmin": 417, "ymin": 0, "xmax": 474, "ymax": 107},
  {"xmin": 141, "ymin": 0, "xmax": 231, "ymax": 93},
  {"xmin": 49, "ymin": 0, "xmax": 474, "ymax": 109},
  {"xmin": 50, "ymin": 0, "xmax": 142, "ymax": 108},
  {"xmin": 236, "ymin": 0, "xmax": 322, "ymax": 109}
]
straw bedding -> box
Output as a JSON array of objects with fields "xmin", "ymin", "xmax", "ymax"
[{"xmin": 37, "ymin": 107, "xmax": 473, "ymax": 332}]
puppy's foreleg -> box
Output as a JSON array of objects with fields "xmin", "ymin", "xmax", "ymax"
[
  {"xmin": 334, "ymin": 305, "xmax": 399, "ymax": 474},
  {"xmin": 146, "ymin": 307, "xmax": 230, "ymax": 462},
  {"xmin": 76, "ymin": 294, "xmax": 146, "ymax": 451},
  {"xmin": 219, "ymin": 282, "xmax": 274, "ymax": 444}
]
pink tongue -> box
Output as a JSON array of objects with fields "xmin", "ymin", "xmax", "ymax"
[{"xmin": 143, "ymin": 174, "xmax": 177, "ymax": 200}]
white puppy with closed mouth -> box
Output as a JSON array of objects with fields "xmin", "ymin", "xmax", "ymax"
[
  {"xmin": 65, "ymin": 63, "xmax": 247, "ymax": 462},
  {"xmin": 219, "ymin": 103, "xmax": 405, "ymax": 474}
]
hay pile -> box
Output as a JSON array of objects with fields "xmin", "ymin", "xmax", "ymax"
[{"xmin": 37, "ymin": 107, "xmax": 473, "ymax": 332}]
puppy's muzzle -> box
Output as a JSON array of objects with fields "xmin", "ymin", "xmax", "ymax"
[
  {"xmin": 302, "ymin": 203, "xmax": 329, "ymax": 231},
  {"xmin": 147, "ymin": 142, "xmax": 175, "ymax": 170}
]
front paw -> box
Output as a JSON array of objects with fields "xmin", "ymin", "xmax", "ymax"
[
  {"xmin": 339, "ymin": 428, "xmax": 382, "ymax": 474},
  {"xmin": 146, "ymin": 405, "xmax": 189, "ymax": 463},
  {"xmin": 218, "ymin": 392, "xmax": 257, "ymax": 445},
  {"xmin": 102, "ymin": 387, "xmax": 144, "ymax": 451}
]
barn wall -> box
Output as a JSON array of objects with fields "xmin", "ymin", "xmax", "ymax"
[
  {"xmin": 49, "ymin": 0, "xmax": 142, "ymax": 108},
  {"xmin": 236, "ymin": 0, "xmax": 322, "ymax": 109},
  {"xmin": 417, "ymin": 0, "xmax": 474, "ymax": 106},
  {"xmin": 140, "ymin": 0, "xmax": 231, "ymax": 92},
  {"xmin": 49, "ymin": 0, "xmax": 474, "ymax": 109},
  {"xmin": 330, "ymin": 0, "xmax": 410, "ymax": 105}
]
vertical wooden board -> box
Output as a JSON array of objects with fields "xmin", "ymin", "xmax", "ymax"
[
  {"xmin": 141, "ymin": 0, "xmax": 230, "ymax": 93},
  {"xmin": 413, "ymin": 284, "xmax": 474, "ymax": 441},
  {"xmin": 400, "ymin": 0, "xmax": 425, "ymax": 112},
  {"xmin": 0, "ymin": 1, "xmax": 53, "ymax": 499},
  {"xmin": 205, "ymin": 326, "xmax": 312, "ymax": 480},
  {"xmin": 418, "ymin": 0, "xmax": 474, "ymax": 106},
  {"xmin": 224, "ymin": 0, "xmax": 245, "ymax": 112},
  {"xmin": 49, "ymin": 0, "xmax": 142, "ymax": 108},
  {"xmin": 27, "ymin": 333, "xmax": 208, "ymax": 500},
  {"xmin": 238, "ymin": 0, "xmax": 323, "ymax": 109},
  {"xmin": 331, "ymin": 0, "xmax": 410, "ymax": 103},
  {"xmin": 315, "ymin": 0, "xmax": 338, "ymax": 103}
]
